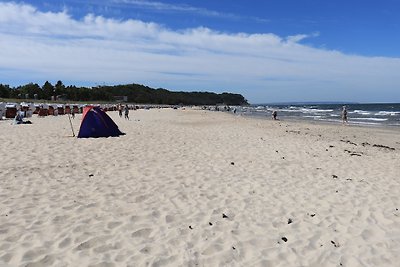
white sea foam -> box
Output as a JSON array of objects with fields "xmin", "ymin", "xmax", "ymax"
[
  {"xmin": 351, "ymin": 110, "xmax": 371, "ymax": 115},
  {"xmin": 301, "ymin": 108, "xmax": 333, "ymax": 113},
  {"xmin": 303, "ymin": 115, "xmax": 322, "ymax": 119},
  {"xmin": 351, "ymin": 117, "xmax": 388, "ymax": 122},
  {"xmin": 279, "ymin": 109, "xmax": 300, "ymax": 113},
  {"xmin": 314, "ymin": 118, "xmax": 382, "ymax": 126},
  {"xmin": 315, "ymin": 118, "xmax": 342, "ymax": 123},
  {"xmin": 349, "ymin": 121, "xmax": 381, "ymax": 125},
  {"xmin": 375, "ymin": 111, "xmax": 400, "ymax": 116}
]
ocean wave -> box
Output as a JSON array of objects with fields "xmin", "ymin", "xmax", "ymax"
[
  {"xmin": 314, "ymin": 118, "xmax": 341, "ymax": 123},
  {"xmin": 316, "ymin": 118, "xmax": 382, "ymax": 125},
  {"xmin": 276, "ymin": 109, "xmax": 300, "ymax": 113},
  {"xmin": 300, "ymin": 108, "xmax": 333, "ymax": 113},
  {"xmin": 349, "ymin": 121, "xmax": 381, "ymax": 125},
  {"xmin": 351, "ymin": 118, "xmax": 388, "ymax": 121},
  {"xmin": 375, "ymin": 111, "xmax": 400, "ymax": 116},
  {"xmin": 351, "ymin": 110, "xmax": 371, "ymax": 115},
  {"xmin": 303, "ymin": 115, "xmax": 322, "ymax": 119}
]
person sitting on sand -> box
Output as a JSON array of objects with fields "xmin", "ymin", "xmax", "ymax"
[
  {"xmin": 342, "ymin": 106, "xmax": 348, "ymax": 124},
  {"xmin": 13, "ymin": 112, "xmax": 32, "ymax": 125},
  {"xmin": 14, "ymin": 112, "xmax": 23, "ymax": 124}
]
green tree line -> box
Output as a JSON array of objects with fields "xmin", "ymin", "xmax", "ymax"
[{"xmin": 0, "ymin": 81, "xmax": 248, "ymax": 105}]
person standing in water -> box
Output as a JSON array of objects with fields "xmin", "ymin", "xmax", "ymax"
[
  {"xmin": 342, "ymin": 106, "xmax": 348, "ymax": 124},
  {"xmin": 272, "ymin": 110, "xmax": 277, "ymax": 120}
]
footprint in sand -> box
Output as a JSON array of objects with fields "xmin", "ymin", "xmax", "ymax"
[
  {"xmin": 76, "ymin": 236, "xmax": 109, "ymax": 251},
  {"xmin": 129, "ymin": 215, "xmax": 140, "ymax": 222},
  {"xmin": 5, "ymin": 233, "xmax": 23, "ymax": 242},
  {"xmin": 151, "ymin": 210, "xmax": 161, "ymax": 218},
  {"xmin": 165, "ymin": 214, "xmax": 175, "ymax": 223},
  {"xmin": 131, "ymin": 228, "xmax": 152, "ymax": 239},
  {"xmin": 93, "ymin": 244, "xmax": 117, "ymax": 253},
  {"xmin": 58, "ymin": 237, "xmax": 71, "ymax": 248},
  {"xmin": 140, "ymin": 246, "xmax": 153, "ymax": 254},
  {"xmin": 202, "ymin": 244, "xmax": 223, "ymax": 255},
  {"xmin": 107, "ymin": 221, "xmax": 123, "ymax": 230},
  {"xmin": 24, "ymin": 255, "xmax": 56, "ymax": 267},
  {"xmin": 0, "ymin": 253, "xmax": 13, "ymax": 263},
  {"xmin": 23, "ymin": 249, "xmax": 44, "ymax": 262}
]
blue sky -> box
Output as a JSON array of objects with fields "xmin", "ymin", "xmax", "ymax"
[{"xmin": 0, "ymin": 0, "xmax": 399, "ymax": 103}]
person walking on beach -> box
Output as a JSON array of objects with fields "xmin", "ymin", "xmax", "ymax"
[
  {"xmin": 118, "ymin": 104, "xmax": 123, "ymax": 118},
  {"xmin": 272, "ymin": 110, "xmax": 278, "ymax": 120},
  {"xmin": 342, "ymin": 106, "xmax": 348, "ymax": 124},
  {"xmin": 124, "ymin": 105, "xmax": 129, "ymax": 120}
]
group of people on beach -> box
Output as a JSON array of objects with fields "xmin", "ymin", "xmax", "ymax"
[{"xmin": 118, "ymin": 104, "xmax": 130, "ymax": 120}]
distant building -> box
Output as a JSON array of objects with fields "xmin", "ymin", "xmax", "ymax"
[
  {"xmin": 114, "ymin": 96, "xmax": 128, "ymax": 102},
  {"xmin": 56, "ymin": 95, "xmax": 67, "ymax": 101}
]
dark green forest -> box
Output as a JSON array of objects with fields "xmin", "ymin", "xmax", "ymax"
[{"xmin": 0, "ymin": 81, "xmax": 248, "ymax": 105}]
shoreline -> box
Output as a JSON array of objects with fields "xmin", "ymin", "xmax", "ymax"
[
  {"xmin": 222, "ymin": 111, "xmax": 400, "ymax": 138},
  {"xmin": 237, "ymin": 102, "xmax": 400, "ymax": 129},
  {"xmin": 235, "ymin": 111, "xmax": 400, "ymax": 133}
]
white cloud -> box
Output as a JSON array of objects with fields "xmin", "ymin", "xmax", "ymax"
[
  {"xmin": 0, "ymin": 2, "xmax": 399, "ymax": 102},
  {"xmin": 286, "ymin": 32, "xmax": 319, "ymax": 43},
  {"xmin": 114, "ymin": 0, "xmax": 214, "ymax": 13},
  {"xmin": 112, "ymin": 0, "xmax": 265, "ymax": 21}
]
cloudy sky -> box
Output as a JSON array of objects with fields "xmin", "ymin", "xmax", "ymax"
[{"xmin": 0, "ymin": 0, "xmax": 399, "ymax": 103}]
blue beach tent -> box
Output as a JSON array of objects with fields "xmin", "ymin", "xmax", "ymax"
[{"xmin": 77, "ymin": 106, "xmax": 125, "ymax": 138}]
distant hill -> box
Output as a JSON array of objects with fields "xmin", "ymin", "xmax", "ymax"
[{"xmin": 0, "ymin": 82, "xmax": 248, "ymax": 106}]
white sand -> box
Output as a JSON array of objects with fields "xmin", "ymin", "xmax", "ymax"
[{"xmin": 0, "ymin": 108, "xmax": 399, "ymax": 267}]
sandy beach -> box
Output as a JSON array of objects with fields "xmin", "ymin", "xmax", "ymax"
[{"xmin": 0, "ymin": 108, "xmax": 399, "ymax": 267}]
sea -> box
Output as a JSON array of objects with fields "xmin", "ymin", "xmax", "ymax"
[{"xmin": 237, "ymin": 103, "xmax": 400, "ymax": 128}]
